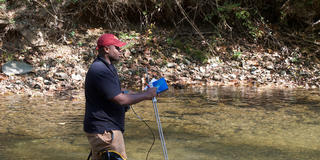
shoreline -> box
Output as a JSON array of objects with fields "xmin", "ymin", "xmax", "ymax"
[
  {"xmin": 1, "ymin": 29, "xmax": 319, "ymax": 96},
  {"xmin": 0, "ymin": 75, "xmax": 316, "ymax": 98}
]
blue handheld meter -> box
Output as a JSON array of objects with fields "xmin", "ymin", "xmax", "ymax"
[{"xmin": 151, "ymin": 77, "xmax": 169, "ymax": 94}]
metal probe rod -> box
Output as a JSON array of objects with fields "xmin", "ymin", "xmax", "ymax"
[
  {"xmin": 146, "ymin": 68, "xmax": 169, "ymax": 160},
  {"xmin": 152, "ymin": 97, "xmax": 169, "ymax": 160}
]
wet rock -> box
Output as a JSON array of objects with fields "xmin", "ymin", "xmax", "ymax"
[{"xmin": 2, "ymin": 61, "xmax": 33, "ymax": 75}]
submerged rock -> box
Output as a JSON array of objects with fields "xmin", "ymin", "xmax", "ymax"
[{"xmin": 2, "ymin": 61, "xmax": 33, "ymax": 75}]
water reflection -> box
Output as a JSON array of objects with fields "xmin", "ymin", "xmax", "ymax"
[{"xmin": 0, "ymin": 87, "xmax": 320, "ymax": 160}]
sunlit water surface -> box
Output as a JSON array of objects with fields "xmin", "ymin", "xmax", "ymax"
[{"xmin": 0, "ymin": 87, "xmax": 320, "ymax": 160}]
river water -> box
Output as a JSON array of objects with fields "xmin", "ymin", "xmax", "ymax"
[{"xmin": 0, "ymin": 87, "xmax": 320, "ymax": 160}]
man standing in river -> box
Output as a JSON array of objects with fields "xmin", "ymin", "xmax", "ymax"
[{"xmin": 84, "ymin": 33, "xmax": 157, "ymax": 160}]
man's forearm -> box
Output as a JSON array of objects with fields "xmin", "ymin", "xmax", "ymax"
[
  {"xmin": 124, "ymin": 92, "xmax": 151, "ymax": 105},
  {"xmin": 112, "ymin": 92, "xmax": 151, "ymax": 106},
  {"xmin": 112, "ymin": 87, "xmax": 157, "ymax": 106}
]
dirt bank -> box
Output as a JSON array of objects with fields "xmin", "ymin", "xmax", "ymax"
[{"xmin": 1, "ymin": 27, "xmax": 319, "ymax": 97}]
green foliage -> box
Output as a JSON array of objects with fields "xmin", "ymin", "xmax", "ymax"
[
  {"xmin": 119, "ymin": 31, "xmax": 139, "ymax": 40},
  {"xmin": 70, "ymin": 31, "xmax": 75, "ymax": 37},
  {"xmin": 219, "ymin": 2, "xmax": 241, "ymax": 13},
  {"xmin": 1, "ymin": 52, "xmax": 14, "ymax": 62},
  {"xmin": 172, "ymin": 40, "xmax": 208, "ymax": 63},
  {"xmin": 291, "ymin": 57, "xmax": 299, "ymax": 63},
  {"xmin": 187, "ymin": 48, "xmax": 208, "ymax": 64},
  {"xmin": 290, "ymin": 51, "xmax": 301, "ymax": 63},
  {"xmin": 172, "ymin": 39, "xmax": 184, "ymax": 49},
  {"xmin": 204, "ymin": 2, "xmax": 240, "ymax": 25},
  {"xmin": 202, "ymin": 1, "xmax": 265, "ymax": 39},
  {"xmin": 235, "ymin": 10, "xmax": 250, "ymax": 20},
  {"xmin": 118, "ymin": 32, "xmax": 140, "ymax": 50},
  {"xmin": 9, "ymin": 19, "xmax": 15, "ymax": 24},
  {"xmin": 279, "ymin": 0, "xmax": 320, "ymax": 29},
  {"xmin": 232, "ymin": 50, "xmax": 242, "ymax": 60},
  {"xmin": 56, "ymin": 0, "xmax": 77, "ymax": 3},
  {"xmin": 235, "ymin": 9, "xmax": 264, "ymax": 39},
  {"xmin": 166, "ymin": 38, "xmax": 173, "ymax": 45},
  {"xmin": 77, "ymin": 42, "xmax": 83, "ymax": 46}
]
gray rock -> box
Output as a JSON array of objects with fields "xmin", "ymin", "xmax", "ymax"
[
  {"xmin": 72, "ymin": 74, "xmax": 82, "ymax": 81},
  {"xmin": 229, "ymin": 74, "xmax": 237, "ymax": 79},
  {"xmin": 44, "ymin": 80, "xmax": 52, "ymax": 85},
  {"xmin": 54, "ymin": 72, "xmax": 68, "ymax": 80},
  {"xmin": 183, "ymin": 59, "xmax": 191, "ymax": 65},
  {"xmin": 239, "ymin": 75, "xmax": 246, "ymax": 80},
  {"xmin": 2, "ymin": 61, "xmax": 33, "ymax": 75},
  {"xmin": 204, "ymin": 73, "xmax": 211, "ymax": 78},
  {"xmin": 33, "ymin": 83, "xmax": 42, "ymax": 89},
  {"xmin": 15, "ymin": 80, "xmax": 22, "ymax": 84},
  {"xmin": 200, "ymin": 67, "xmax": 206, "ymax": 73},
  {"xmin": 266, "ymin": 63, "xmax": 274, "ymax": 70},
  {"xmin": 213, "ymin": 75, "xmax": 222, "ymax": 81},
  {"xmin": 299, "ymin": 70, "xmax": 308, "ymax": 75},
  {"xmin": 210, "ymin": 63, "xmax": 219, "ymax": 68},
  {"xmin": 194, "ymin": 75, "xmax": 202, "ymax": 80},
  {"xmin": 167, "ymin": 63, "xmax": 176, "ymax": 68},
  {"xmin": 281, "ymin": 70, "xmax": 287, "ymax": 76}
]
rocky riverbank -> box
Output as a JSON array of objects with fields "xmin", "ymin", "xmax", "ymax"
[{"xmin": 1, "ymin": 28, "xmax": 320, "ymax": 97}]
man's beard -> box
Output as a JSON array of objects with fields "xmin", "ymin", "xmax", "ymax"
[{"xmin": 110, "ymin": 56, "xmax": 119, "ymax": 63}]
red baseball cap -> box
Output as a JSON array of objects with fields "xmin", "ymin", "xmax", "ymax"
[{"xmin": 96, "ymin": 33, "xmax": 126, "ymax": 49}]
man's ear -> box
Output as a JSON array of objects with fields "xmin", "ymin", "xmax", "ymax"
[{"xmin": 103, "ymin": 47, "xmax": 110, "ymax": 54}]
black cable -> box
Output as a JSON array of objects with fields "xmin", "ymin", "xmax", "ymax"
[
  {"xmin": 86, "ymin": 150, "xmax": 92, "ymax": 160},
  {"xmin": 130, "ymin": 105, "xmax": 156, "ymax": 160}
]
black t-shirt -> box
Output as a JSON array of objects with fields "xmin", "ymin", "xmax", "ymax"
[{"xmin": 83, "ymin": 56, "xmax": 126, "ymax": 133}]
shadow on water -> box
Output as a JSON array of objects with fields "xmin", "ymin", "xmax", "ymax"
[{"xmin": 1, "ymin": 86, "xmax": 320, "ymax": 160}]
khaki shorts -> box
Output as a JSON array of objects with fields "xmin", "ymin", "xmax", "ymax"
[{"xmin": 86, "ymin": 130, "xmax": 127, "ymax": 160}]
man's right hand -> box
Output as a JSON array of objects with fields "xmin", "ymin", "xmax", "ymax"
[{"xmin": 145, "ymin": 87, "xmax": 157, "ymax": 99}]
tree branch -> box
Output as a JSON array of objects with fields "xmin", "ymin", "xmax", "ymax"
[
  {"xmin": 174, "ymin": 0, "xmax": 217, "ymax": 55},
  {"xmin": 31, "ymin": 0, "xmax": 64, "ymax": 22}
]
